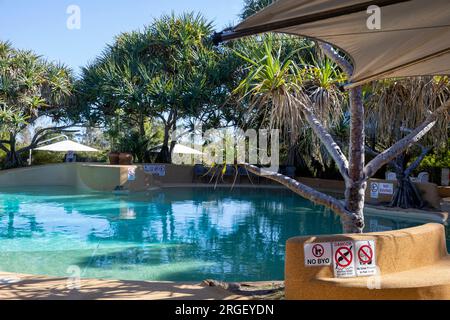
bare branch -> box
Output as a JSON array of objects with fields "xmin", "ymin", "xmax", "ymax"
[
  {"xmin": 16, "ymin": 123, "xmax": 76, "ymax": 154},
  {"xmin": 299, "ymin": 100, "xmax": 350, "ymax": 181},
  {"xmin": 241, "ymin": 163, "xmax": 355, "ymax": 220},
  {"xmin": 404, "ymin": 146, "xmax": 430, "ymax": 177},
  {"xmin": 318, "ymin": 43, "xmax": 353, "ymax": 77},
  {"xmin": 364, "ymin": 100, "xmax": 450, "ymax": 178},
  {"xmin": 365, "ymin": 145, "xmax": 379, "ymax": 157}
]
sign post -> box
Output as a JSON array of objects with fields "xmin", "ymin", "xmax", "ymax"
[{"xmin": 370, "ymin": 182, "xmax": 379, "ymax": 199}]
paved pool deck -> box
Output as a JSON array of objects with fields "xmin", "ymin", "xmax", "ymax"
[{"xmin": 0, "ymin": 272, "xmax": 248, "ymax": 300}]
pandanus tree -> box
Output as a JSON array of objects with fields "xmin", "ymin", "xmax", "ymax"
[
  {"xmin": 79, "ymin": 13, "xmax": 232, "ymax": 163},
  {"xmin": 78, "ymin": 30, "xmax": 158, "ymax": 162},
  {"xmin": 232, "ymin": 34, "xmax": 450, "ymax": 233},
  {"xmin": 232, "ymin": 35, "xmax": 348, "ymax": 173},
  {"xmin": 0, "ymin": 41, "xmax": 75, "ymax": 169},
  {"xmin": 365, "ymin": 76, "xmax": 449, "ymax": 208},
  {"xmin": 147, "ymin": 13, "xmax": 234, "ymax": 163}
]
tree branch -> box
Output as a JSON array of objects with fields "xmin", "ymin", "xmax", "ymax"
[
  {"xmin": 0, "ymin": 142, "xmax": 9, "ymax": 153},
  {"xmin": 319, "ymin": 43, "xmax": 354, "ymax": 77},
  {"xmin": 16, "ymin": 123, "xmax": 76, "ymax": 154},
  {"xmin": 404, "ymin": 145, "xmax": 430, "ymax": 177},
  {"xmin": 241, "ymin": 163, "xmax": 355, "ymax": 220},
  {"xmin": 298, "ymin": 100, "xmax": 350, "ymax": 181},
  {"xmin": 364, "ymin": 100, "xmax": 450, "ymax": 178}
]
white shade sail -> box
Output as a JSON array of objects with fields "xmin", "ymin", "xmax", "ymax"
[
  {"xmin": 231, "ymin": 0, "xmax": 450, "ymax": 86},
  {"xmin": 34, "ymin": 140, "xmax": 99, "ymax": 152},
  {"xmin": 153, "ymin": 144, "xmax": 204, "ymax": 155},
  {"xmin": 172, "ymin": 144, "xmax": 204, "ymax": 155}
]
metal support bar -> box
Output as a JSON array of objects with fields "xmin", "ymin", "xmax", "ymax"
[{"xmin": 212, "ymin": 0, "xmax": 411, "ymax": 44}]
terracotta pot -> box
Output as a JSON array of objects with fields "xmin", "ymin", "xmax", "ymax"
[
  {"xmin": 108, "ymin": 152, "xmax": 120, "ymax": 165},
  {"xmin": 119, "ymin": 153, "xmax": 133, "ymax": 165}
]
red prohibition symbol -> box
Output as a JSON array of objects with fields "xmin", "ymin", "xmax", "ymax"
[
  {"xmin": 335, "ymin": 246, "xmax": 353, "ymax": 268},
  {"xmin": 312, "ymin": 244, "xmax": 325, "ymax": 258},
  {"xmin": 358, "ymin": 245, "xmax": 373, "ymax": 264}
]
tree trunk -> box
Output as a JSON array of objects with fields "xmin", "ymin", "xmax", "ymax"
[
  {"xmin": 343, "ymin": 87, "xmax": 366, "ymax": 233},
  {"xmin": 4, "ymin": 134, "xmax": 23, "ymax": 169},
  {"xmin": 156, "ymin": 124, "xmax": 172, "ymax": 164},
  {"xmin": 389, "ymin": 153, "xmax": 425, "ymax": 209}
]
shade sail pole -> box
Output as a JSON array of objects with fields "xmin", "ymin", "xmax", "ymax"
[{"xmin": 212, "ymin": 0, "xmax": 411, "ymax": 44}]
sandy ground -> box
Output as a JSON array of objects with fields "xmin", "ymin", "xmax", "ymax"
[{"xmin": 0, "ymin": 272, "xmax": 256, "ymax": 300}]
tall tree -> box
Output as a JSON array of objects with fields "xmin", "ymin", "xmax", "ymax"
[
  {"xmin": 0, "ymin": 41, "xmax": 75, "ymax": 169},
  {"xmin": 79, "ymin": 13, "xmax": 234, "ymax": 163}
]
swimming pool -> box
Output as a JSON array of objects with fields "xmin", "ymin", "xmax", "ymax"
[{"xmin": 0, "ymin": 186, "xmax": 448, "ymax": 282}]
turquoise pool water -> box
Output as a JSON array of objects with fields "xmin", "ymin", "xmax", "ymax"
[{"xmin": 0, "ymin": 186, "xmax": 448, "ymax": 282}]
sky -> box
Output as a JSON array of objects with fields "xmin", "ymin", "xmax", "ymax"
[{"xmin": 0, "ymin": 0, "xmax": 244, "ymax": 75}]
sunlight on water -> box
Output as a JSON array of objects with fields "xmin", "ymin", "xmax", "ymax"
[{"xmin": 0, "ymin": 186, "xmax": 447, "ymax": 281}]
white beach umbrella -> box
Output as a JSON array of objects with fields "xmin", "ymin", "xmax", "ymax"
[{"xmin": 34, "ymin": 140, "xmax": 99, "ymax": 152}]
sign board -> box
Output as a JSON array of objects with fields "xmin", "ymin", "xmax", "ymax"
[
  {"xmin": 370, "ymin": 182, "xmax": 379, "ymax": 199},
  {"xmin": 304, "ymin": 242, "xmax": 332, "ymax": 266},
  {"xmin": 127, "ymin": 168, "xmax": 136, "ymax": 181},
  {"xmin": 332, "ymin": 241, "xmax": 356, "ymax": 278},
  {"xmin": 355, "ymin": 240, "xmax": 377, "ymax": 276},
  {"xmin": 379, "ymin": 183, "xmax": 394, "ymax": 195},
  {"xmin": 143, "ymin": 164, "xmax": 166, "ymax": 177},
  {"xmin": 442, "ymin": 168, "xmax": 449, "ymax": 186}
]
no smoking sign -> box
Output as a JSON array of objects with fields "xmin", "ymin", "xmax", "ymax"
[
  {"xmin": 332, "ymin": 241, "xmax": 356, "ymax": 277},
  {"xmin": 355, "ymin": 240, "xmax": 377, "ymax": 276}
]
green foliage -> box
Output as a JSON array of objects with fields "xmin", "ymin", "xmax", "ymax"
[
  {"xmin": 79, "ymin": 12, "xmax": 236, "ymax": 163},
  {"xmin": 233, "ymin": 35, "xmax": 347, "ymax": 172},
  {"xmin": 419, "ymin": 145, "xmax": 450, "ymax": 170},
  {"xmin": 0, "ymin": 41, "xmax": 75, "ymax": 168},
  {"xmin": 240, "ymin": 0, "xmax": 273, "ymax": 19},
  {"xmin": 31, "ymin": 151, "xmax": 64, "ymax": 165}
]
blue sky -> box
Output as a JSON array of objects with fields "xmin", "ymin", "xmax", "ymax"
[{"xmin": 0, "ymin": 0, "xmax": 244, "ymax": 75}]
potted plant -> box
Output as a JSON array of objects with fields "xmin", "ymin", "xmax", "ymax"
[
  {"xmin": 119, "ymin": 152, "xmax": 133, "ymax": 165},
  {"xmin": 108, "ymin": 151, "xmax": 120, "ymax": 165}
]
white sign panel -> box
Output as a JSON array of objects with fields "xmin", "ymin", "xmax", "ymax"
[
  {"xmin": 127, "ymin": 167, "xmax": 136, "ymax": 181},
  {"xmin": 304, "ymin": 242, "xmax": 332, "ymax": 266},
  {"xmin": 370, "ymin": 182, "xmax": 379, "ymax": 199},
  {"xmin": 355, "ymin": 240, "xmax": 378, "ymax": 276},
  {"xmin": 379, "ymin": 183, "xmax": 394, "ymax": 195},
  {"xmin": 332, "ymin": 241, "xmax": 356, "ymax": 278},
  {"xmin": 143, "ymin": 164, "xmax": 166, "ymax": 177}
]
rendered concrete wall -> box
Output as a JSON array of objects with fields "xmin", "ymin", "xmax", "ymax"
[
  {"xmin": 0, "ymin": 163, "xmax": 77, "ymax": 187},
  {"xmin": 0, "ymin": 163, "xmax": 193, "ymax": 192},
  {"xmin": 285, "ymin": 223, "xmax": 450, "ymax": 300}
]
